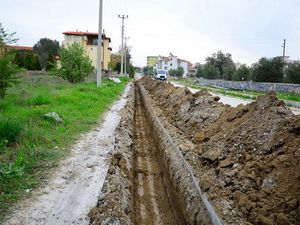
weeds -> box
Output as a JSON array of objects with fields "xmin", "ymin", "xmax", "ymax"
[
  {"xmin": 0, "ymin": 116, "xmax": 22, "ymax": 144},
  {"xmin": 0, "ymin": 74, "xmax": 130, "ymax": 220}
]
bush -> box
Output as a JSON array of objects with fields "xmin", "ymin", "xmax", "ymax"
[
  {"xmin": 28, "ymin": 95, "xmax": 51, "ymax": 106},
  {"xmin": 202, "ymin": 64, "xmax": 219, "ymax": 79},
  {"xmin": 52, "ymin": 42, "xmax": 93, "ymax": 83},
  {"xmin": 251, "ymin": 57, "xmax": 284, "ymax": 83},
  {"xmin": 232, "ymin": 64, "xmax": 251, "ymax": 81},
  {"xmin": 0, "ymin": 117, "xmax": 22, "ymax": 144},
  {"xmin": 0, "ymin": 54, "xmax": 20, "ymax": 98},
  {"xmin": 285, "ymin": 62, "xmax": 300, "ymax": 84}
]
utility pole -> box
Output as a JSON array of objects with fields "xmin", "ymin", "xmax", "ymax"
[
  {"xmin": 124, "ymin": 36, "xmax": 130, "ymax": 76},
  {"xmin": 96, "ymin": 0, "xmax": 103, "ymax": 87},
  {"xmin": 118, "ymin": 14, "xmax": 128, "ymax": 75},
  {"xmin": 282, "ymin": 39, "xmax": 286, "ymax": 63}
]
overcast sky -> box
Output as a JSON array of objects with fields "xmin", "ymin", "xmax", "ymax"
[{"xmin": 1, "ymin": 0, "xmax": 300, "ymax": 66}]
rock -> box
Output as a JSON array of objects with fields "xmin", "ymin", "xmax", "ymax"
[
  {"xmin": 201, "ymin": 148, "xmax": 221, "ymax": 162},
  {"xmin": 261, "ymin": 178, "xmax": 277, "ymax": 189},
  {"xmin": 285, "ymin": 198, "xmax": 298, "ymax": 210},
  {"xmin": 277, "ymin": 155, "xmax": 289, "ymax": 163},
  {"xmin": 255, "ymin": 214, "xmax": 273, "ymax": 225},
  {"xmin": 44, "ymin": 112, "xmax": 63, "ymax": 123},
  {"xmin": 200, "ymin": 174, "xmax": 211, "ymax": 192},
  {"xmin": 276, "ymin": 213, "xmax": 290, "ymax": 225},
  {"xmin": 219, "ymin": 159, "xmax": 233, "ymax": 168},
  {"xmin": 108, "ymin": 77, "xmax": 121, "ymax": 84},
  {"xmin": 100, "ymin": 217, "xmax": 121, "ymax": 225}
]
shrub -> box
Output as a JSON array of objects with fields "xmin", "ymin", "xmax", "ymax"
[
  {"xmin": 0, "ymin": 117, "xmax": 22, "ymax": 144},
  {"xmin": 28, "ymin": 95, "xmax": 51, "ymax": 106},
  {"xmin": 52, "ymin": 42, "xmax": 93, "ymax": 83},
  {"xmin": 285, "ymin": 62, "xmax": 300, "ymax": 84},
  {"xmin": 0, "ymin": 54, "xmax": 20, "ymax": 98}
]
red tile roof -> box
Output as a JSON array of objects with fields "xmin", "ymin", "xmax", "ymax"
[
  {"xmin": 63, "ymin": 31, "xmax": 98, "ymax": 36},
  {"xmin": 63, "ymin": 31, "xmax": 111, "ymax": 42},
  {"xmin": 8, "ymin": 45, "xmax": 33, "ymax": 51}
]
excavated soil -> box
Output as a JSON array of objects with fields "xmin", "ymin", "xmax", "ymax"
[
  {"xmin": 139, "ymin": 77, "xmax": 300, "ymax": 225},
  {"xmin": 90, "ymin": 78, "xmax": 299, "ymax": 225}
]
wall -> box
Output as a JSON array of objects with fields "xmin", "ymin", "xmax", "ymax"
[
  {"xmin": 63, "ymin": 35, "xmax": 111, "ymax": 70},
  {"xmin": 196, "ymin": 78, "xmax": 300, "ymax": 94}
]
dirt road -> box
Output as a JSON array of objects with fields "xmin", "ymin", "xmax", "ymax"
[
  {"xmin": 133, "ymin": 88, "xmax": 185, "ymax": 225},
  {"xmin": 4, "ymin": 84, "xmax": 131, "ymax": 225}
]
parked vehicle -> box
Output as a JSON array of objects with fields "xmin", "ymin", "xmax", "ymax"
[{"xmin": 155, "ymin": 70, "xmax": 168, "ymax": 81}]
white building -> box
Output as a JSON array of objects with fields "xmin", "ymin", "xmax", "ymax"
[{"xmin": 155, "ymin": 53, "xmax": 191, "ymax": 78}]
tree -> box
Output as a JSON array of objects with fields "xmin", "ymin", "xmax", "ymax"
[
  {"xmin": 143, "ymin": 66, "xmax": 154, "ymax": 76},
  {"xmin": 33, "ymin": 38, "xmax": 59, "ymax": 70},
  {"xmin": 169, "ymin": 69, "xmax": 177, "ymax": 77},
  {"xmin": 52, "ymin": 42, "xmax": 93, "ymax": 83},
  {"xmin": 202, "ymin": 63, "xmax": 219, "ymax": 79},
  {"xmin": 196, "ymin": 64, "xmax": 204, "ymax": 78},
  {"xmin": 232, "ymin": 64, "xmax": 251, "ymax": 81},
  {"xmin": 14, "ymin": 50, "xmax": 41, "ymax": 70},
  {"xmin": 251, "ymin": 57, "xmax": 284, "ymax": 83},
  {"xmin": 206, "ymin": 51, "xmax": 234, "ymax": 79},
  {"xmin": 285, "ymin": 62, "xmax": 300, "ymax": 84},
  {"xmin": 0, "ymin": 23, "xmax": 18, "ymax": 49},
  {"xmin": 176, "ymin": 66, "xmax": 184, "ymax": 78},
  {"xmin": 0, "ymin": 54, "xmax": 20, "ymax": 98},
  {"xmin": 0, "ymin": 24, "xmax": 20, "ymax": 98}
]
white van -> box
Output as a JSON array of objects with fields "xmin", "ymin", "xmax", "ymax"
[{"xmin": 155, "ymin": 70, "xmax": 168, "ymax": 81}]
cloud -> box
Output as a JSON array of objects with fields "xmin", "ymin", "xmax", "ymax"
[{"xmin": 1, "ymin": 0, "xmax": 299, "ymax": 66}]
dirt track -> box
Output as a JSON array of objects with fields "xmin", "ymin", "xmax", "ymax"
[{"xmin": 133, "ymin": 88, "xmax": 185, "ymax": 225}]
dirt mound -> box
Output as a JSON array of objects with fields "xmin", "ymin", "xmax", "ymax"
[
  {"xmin": 139, "ymin": 77, "xmax": 300, "ymax": 225},
  {"xmin": 140, "ymin": 77, "xmax": 228, "ymax": 137}
]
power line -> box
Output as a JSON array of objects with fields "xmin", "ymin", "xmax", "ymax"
[{"xmin": 118, "ymin": 14, "xmax": 128, "ymax": 75}]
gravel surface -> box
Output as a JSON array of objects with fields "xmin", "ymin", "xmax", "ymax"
[{"xmin": 3, "ymin": 84, "xmax": 131, "ymax": 225}]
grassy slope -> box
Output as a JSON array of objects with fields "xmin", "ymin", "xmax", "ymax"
[
  {"xmin": 0, "ymin": 74, "xmax": 130, "ymax": 220},
  {"xmin": 173, "ymin": 78, "xmax": 300, "ymax": 102}
]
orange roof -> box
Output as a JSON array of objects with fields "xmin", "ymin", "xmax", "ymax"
[
  {"xmin": 63, "ymin": 31, "xmax": 111, "ymax": 42},
  {"xmin": 63, "ymin": 31, "xmax": 98, "ymax": 36},
  {"xmin": 8, "ymin": 45, "xmax": 33, "ymax": 51}
]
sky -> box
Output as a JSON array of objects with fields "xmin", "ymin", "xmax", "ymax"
[{"xmin": 1, "ymin": 0, "xmax": 300, "ymax": 66}]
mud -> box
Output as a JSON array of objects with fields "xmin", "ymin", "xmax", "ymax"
[{"xmin": 139, "ymin": 77, "xmax": 300, "ymax": 225}]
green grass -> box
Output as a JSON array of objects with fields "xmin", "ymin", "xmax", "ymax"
[
  {"xmin": 0, "ymin": 74, "xmax": 130, "ymax": 220},
  {"xmin": 172, "ymin": 78, "xmax": 300, "ymax": 102}
]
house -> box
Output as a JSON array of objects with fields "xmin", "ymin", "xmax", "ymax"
[
  {"xmin": 188, "ymin": 63, "xmax": 200, "ymax": 76},
  {"xmin": 0, "ymin": 45, "xmax": 33, "ymax": 56},
  {"xmin": 147, "ymin": 56, "xmax": 158, "ymax": 69},
  {"xmin": 152, "ymin": 53, "xmax": 192, "ymax": 78},
  {"xmin": 62, "ymin": 30, "xmax": 112, "ymax": 70}
]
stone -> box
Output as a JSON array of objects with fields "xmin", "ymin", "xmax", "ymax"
[
  {"xmin": 276, "ymin": 213, "xmax": 290, "ymax": 225},
  {"xmin": 255, "ymin": 214, "xmax": 273, "ymax": 225},
  {"xmin": 219, "ymin": 159, "xmax": 233, "ymax": 168},
  {"xmin": 277, "ymin": 155, "xmax": 289, "ymax": 163},
  {"xmin": 44, "ymin": 112, "xmax": 63, "ymax": 123},
  {"xmin": 201, "ymin": 148, "xmax": 221, "ymax": 162},
  {"xmin": 285, "ymin": 198, "xmax": 298, "ymax": 210}
]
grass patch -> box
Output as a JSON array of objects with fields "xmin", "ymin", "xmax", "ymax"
[{"xmin": 0, "ymin": 74, "xmax": 130, "ymax": 221}]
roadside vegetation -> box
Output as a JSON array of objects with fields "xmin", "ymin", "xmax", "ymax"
[
  {"xmin": 0, "ymin": 23, "xmax": 132, "ymax": 220},
  {"xmin": 0, "ymin": 74, "xmax": 130, "ymax": 220}
]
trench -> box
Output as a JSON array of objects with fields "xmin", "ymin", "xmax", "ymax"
[{"xmin": 132, "ymin": 86, "xmax": 187, "ymax": 225}]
